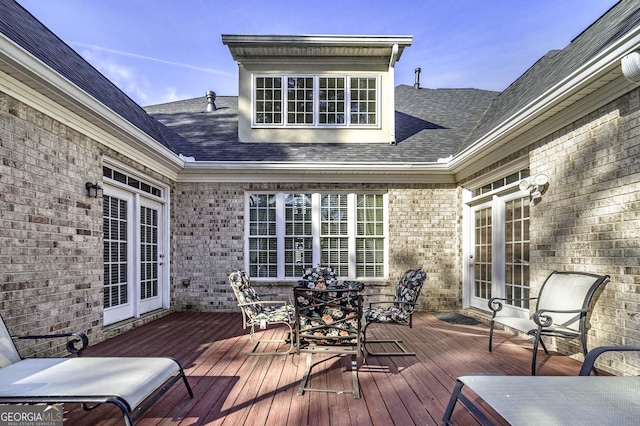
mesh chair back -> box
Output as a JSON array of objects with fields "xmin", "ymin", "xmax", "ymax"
[
  {"xmin": 536, "ymin": 272, "xmax": 606, "ymax": 330},
  {"xmin": 0, "ymin": 314, "xmax": 22, "ymax": 367}
]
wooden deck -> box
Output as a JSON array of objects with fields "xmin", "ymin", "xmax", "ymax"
[{"xmin": 65, "ymin": 312, "xmax": 584, "ymax": 425}]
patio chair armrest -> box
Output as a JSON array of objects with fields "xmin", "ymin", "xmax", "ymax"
[
  {"xmin": 368, "ymin": 299, "xmax": 415, "ymax": 309},
  {"xmin": 532, "ymin": 307, "xmax": 587, "ymax": 327},
  {"xmin": 579, "ymin": 346, "xmax": 640, "ymax": 375},
  {"xmin": 238, "ymin": 300, "xmax": 289, "ymax": 308},
  {"xmin": 488, "ymin": 296, "xmax": 538, "ymax": 314},
  {"xmin": 14, "ymin": 332, "xmax": 89, "ymax": 356}
]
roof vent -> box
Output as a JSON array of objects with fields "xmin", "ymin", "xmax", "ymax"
[
  {"xmin": 622, "ymin": 51, "xmax": 640, "ymax": 83},
  {"xmin": 206, "ymin": 90, "xmax": 217, "ymax": 111},
  {"xmin": 414, "ymin": 67, "xmax": 421, "ymax": 89}
]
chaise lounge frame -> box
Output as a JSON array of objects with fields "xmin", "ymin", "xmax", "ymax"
[
  {"xmin": 442, "ymin": 346, "xmax": 640, "ymax": 425},
  {"xmin": 0, "ymin": 314, "xmax": 193, "ymax": 426}
]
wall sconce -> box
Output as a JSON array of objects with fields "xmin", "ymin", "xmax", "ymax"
[
  {"xmin": 622, "ymin": 50, "xmax": 640, "ymax": 83},
  {"xmin": 85, "ymin": 182, "xmax": 103, "ymax": 198},
  {"xmin": 519, "ymin": 174, "xmax": 549, "ymax": 202}
]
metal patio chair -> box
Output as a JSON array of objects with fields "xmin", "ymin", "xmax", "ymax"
[
  {"xmin": 0, "ymin": 312, "xmax": 193, "ymax": 426},
  {"xmin": 228, "ymin": 270, "xmax": 295, "ymax": 355},
  {"xmin": 363, "ymin": 268, "xmax": 427, "ymax": 356},
  {"xmin": 488, "ymin": 271, "xmax": 610, "ymax": 375},
  {"xmin": 294, "ymin": 266, "xmax": 365, "ymax": 398}
]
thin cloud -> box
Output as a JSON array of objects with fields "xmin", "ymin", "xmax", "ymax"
[{"xmin": 70, "ymin": 42, "xmax": 235, "ymax": 77}]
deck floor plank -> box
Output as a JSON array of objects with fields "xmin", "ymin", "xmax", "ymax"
[{"xmin": 57, "ymin": 311, "xmax": 584, "ymax": 425}]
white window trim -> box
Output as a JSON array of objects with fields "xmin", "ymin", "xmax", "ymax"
[
  {"xmin": 245, "ymin": 191, "xmax": 388, "ymax": 281},
  {"xmin": 251, "ymin": 74, "xmax": 381, "ymax": 129}
]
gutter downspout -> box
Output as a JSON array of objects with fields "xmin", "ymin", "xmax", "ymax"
[{"xmin": 388, "ymin": 44, "xmax": 399, "ymax": 145}]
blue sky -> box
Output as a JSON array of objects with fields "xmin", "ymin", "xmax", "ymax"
[{"xmin": 16, "ymin": 0, "xmax": 619, "ymax": 106}]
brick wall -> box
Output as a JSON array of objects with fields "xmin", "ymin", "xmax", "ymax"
[
  {"xmin": 0, "ymin": 93, "xmax": 105, "ymax": 357},
  {"xmin": 171, "ymin": 182, "xmax": 462, "ymax": 313},
  {"xmin": 0, "ymin": 93, "xmax": 177, "ymax": 357},
  {"xmin": 525, "ymin": 86, "xmax": 640, "ymax": 375}
]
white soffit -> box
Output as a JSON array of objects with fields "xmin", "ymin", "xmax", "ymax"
[{"xmin": 222, "ymin": 34, "xmax": 413, "ymax": 62}]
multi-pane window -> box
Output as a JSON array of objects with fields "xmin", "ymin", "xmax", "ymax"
[
  {"xmin": 247, "ymin": 192, "xmax": 387, "ymax": 279},
  {"xmin": 319, "ymin": 77, "xmax": 345, "ymax": 124},
  {"xmin": 505, "ymin": 197, "xmax": 530, "ymax": 308},
  {"xmin": 321, "ymin": 194, "xmax": 349, "ymax": 276},
  {"xmin": 255, "ymin": 77, "xmax": 282, "ymax": 124},
  {"xmin": 248, "ymin": 194, "xmax": 278, "ymax": 277},
  {"xmin": 287, "ymin": 77, "xmax": 314, "ymax": 124},
  {"xmin": 253, "ymin": 74, "xmax": 378, "ymax": 127},
  {"xmin": 356, "ymin": 194, "xmax": 385, "ymax": 277},
  {"xmin": 284, "ymin": 194, "xmax": 313, "ymax": 278},
  {"xmin": 350, "ymin": 77, "xmax": 377, "ymax": 124},
  {"xmin": 475, "ymin": 169, "xmax": 530, "ymax": 196}
]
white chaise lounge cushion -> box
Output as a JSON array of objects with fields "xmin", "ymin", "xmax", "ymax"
[{"xmin": 0, "ymin": 357, "xmax": 181, "ymax": 410}]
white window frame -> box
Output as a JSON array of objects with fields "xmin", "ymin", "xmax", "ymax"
[
  {"xmin": 252, "ymin": 74, "xmax": 381, "ymax": 128},
  {"xmin": 245, "ymin": 191, "xmax": 388, "ymax": 280}
]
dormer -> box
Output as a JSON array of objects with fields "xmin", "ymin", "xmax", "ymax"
[{"xmin": 222, "ymin": 34, "xmax": 412, "ymax": 144}]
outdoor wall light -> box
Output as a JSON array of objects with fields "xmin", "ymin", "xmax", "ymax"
[
  {"xmin": 519, "ymin": 174, "xmax": 549, "ymax": 202},
  {"xmin": 85, "ymin": 182, "xmax": 103, "ymax": 198},
  {"xmin": 622, "ymin": 50, "xmax": 640, "ymax": 83}
]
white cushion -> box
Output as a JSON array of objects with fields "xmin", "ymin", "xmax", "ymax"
[{"xmin": 0, "ymin": 357, "xmax": 181, "ymax": 409}]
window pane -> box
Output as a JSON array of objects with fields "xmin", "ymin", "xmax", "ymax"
[
  {"xmin": 356, "ymin": 194, "xmax": 384, "ymax": 277},
  {"xmin": 255, "ymin": 77, "xmax": 282, "ymax": 124},
  {"xmin": 504, "ymin": 197, "xmax": 530, "ymax": 308},
  {"xmin": 284, "ymin": 194, "xmax": 313, "ymax": 277},
  {"xmin": 474, "ymin": 207, "xmax": 492, "ymax": 300},
  {"xmin": 349, "ymin": 77, "xmax": 376, "ymax": 125},
  {"xmin": 287, "ymin": 77, "xmax": 314, "ymax": 124},
  {"xmin": 321, "ymin": 194, "xmax": 349, "ymax": 276},
  {"xmin": 319, "ymin": 77, "xmax": 346, "ymax": 124},
  {"xmin": 104, "ymin": 196, "xmax": 128, "ymax": 308},
  {"xmin": 248, "ymin": 194, "xmax": 277, "ymax": 277}
]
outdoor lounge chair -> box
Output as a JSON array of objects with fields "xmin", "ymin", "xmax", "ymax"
[
  {"xmin": 442, "ymin": 346, "xmax": 640, "ymax": 425},
  {"xmin": 363, "ymin": 268, "xmax": 427, "ymax": 356},
  {"xmin": 488, "ymin": 271, "xmax": 609, "ymax": 375},
  {"xmin": 228, "ymin": 270, "xmax": 295, "ymax": 355},
  {"xmin": 294, "ymin": 267, "xmax": 364, "ymax": 398},
  {"xmin": 0, "ymin": 313, "xmax": 193, "ymax": 426}
]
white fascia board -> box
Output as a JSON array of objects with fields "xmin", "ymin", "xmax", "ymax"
[
  {"xmin": 177, "ymin": 161, "xmax": 453, "ymax": 184},
  {"xmin": 222, "ymin": 34, "xmax": 413, "ymax": 47},
  {"xmin": 450, "ymin": 28, "xmax": 640, "ymax": 178},
  {"xmin": 222, "ymin": 34, "xmax": 413, "ymax": 61},
  {"xmin": 0, "ymin": 34, "xmax": 183, "ymax": 179}
]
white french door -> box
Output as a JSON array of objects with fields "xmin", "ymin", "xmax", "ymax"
[
  {"xmin": 103, "ymin": 186, "xmax": 166, "ymax": 325},
  {"xmin": 138, "ymin": 198, "xmax": 164, "ymax": 314},
  {"xmin": 466, "ymin": 192, "xmax": 530, "ymax": 318}
]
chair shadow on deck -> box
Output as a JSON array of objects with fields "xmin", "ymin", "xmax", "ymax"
[{"xmin": 65, "ymin": 311, "xmax": 589, "ymax": 425}]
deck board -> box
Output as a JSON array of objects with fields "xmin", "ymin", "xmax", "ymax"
[{"xmin": 59, "ymin": 311, "xmax": 584, "ymax": 425}]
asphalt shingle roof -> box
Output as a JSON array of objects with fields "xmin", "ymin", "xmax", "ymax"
[
  {"xmin": 144, "ymin": 86, "xmax": 498, "ymax": 163},
  {"xmin": 0, "ymin": 0, "xmax": 181, "ymax": 152},
  {"xmin": 3, "ymin": 0, "xmax": 638, "ymax": 166},
  {"xmin": 459, "ymin": 0, "xmax": 639, "ymax": 153}
]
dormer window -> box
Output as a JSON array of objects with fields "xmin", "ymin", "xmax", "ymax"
[{"xmin": 254, "ymin": 74, "xmax": 379, "ymax": 128}]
